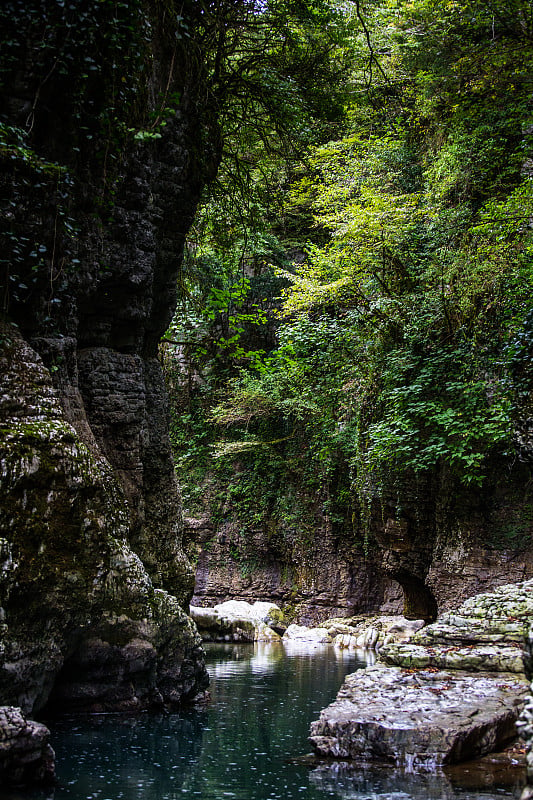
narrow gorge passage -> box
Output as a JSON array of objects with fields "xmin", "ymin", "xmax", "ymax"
[{"xmin": 2, "ymin": 0, "xmax": 533, "ymax": 794}]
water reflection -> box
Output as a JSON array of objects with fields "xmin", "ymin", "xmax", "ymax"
[
  {"xmin": 0, "ymin": 642, "xmax": 524, "ymax": 800},
  {"xmin": 208, "ymin": 642, "xmax": 283, "ymax": 677},
  {"xmin": 35, "ymin": 712, "xmax": 205, "ymax": 800},
  {"xmin": 310, "ymin": 761, "xmax": 524, "ymax": 799}
]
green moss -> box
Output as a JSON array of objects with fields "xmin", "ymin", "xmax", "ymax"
[
  {"xmin": 279, "ymin": 597, "xmax": 303, "ymax": 625},
  {"xmin": 486, "ymin": 501, "xmax": 533, "ymax": 551}
]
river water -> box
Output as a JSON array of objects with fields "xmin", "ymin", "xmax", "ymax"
[{"xmin": 2, "ymin": 642, "xmax": 525, "ymax": 800}]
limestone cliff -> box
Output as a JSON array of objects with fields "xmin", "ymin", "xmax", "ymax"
[
  {"xmin": 183, "ymin": 459, "xmax": 533, "ymax": 625},
  {"xmin": 0, "ymin": 1, "xmax": 218, "ymax": 716},
  {"xmin": 185, "ymin": 511, "xmax": 401, "ymax": 626}
]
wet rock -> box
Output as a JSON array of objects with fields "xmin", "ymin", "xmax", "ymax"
[
  {"xmin": 311, "ymin": 580, "xmax": 533, "ymax": 770},
  {"xmin": 190, "ymin": 601, "xmax": 283, "ymax": 643},
  {"xmin": 322, "ymin": 615, "xmax": 425, "ymax": 651},
  {"xmin": 283, "ymin": 624, "xmax": 332, "ymax": 644},
  {"xmin": 518, "ymin": 692, "xmax": 533, "ymax": 787},
  {"xmin": 309, "ymin": 664, "xmax": 528, "ymax": 769},
  {"xmin": 0, "ymin": 706, "xmax": 55, "ymax": 788}
]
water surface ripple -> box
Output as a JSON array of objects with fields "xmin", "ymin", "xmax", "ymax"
[{"xmin": 1, "ymin": 642, "xmax": 524, "ymax": 800}]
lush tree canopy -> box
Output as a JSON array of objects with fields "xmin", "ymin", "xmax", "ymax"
[{"xmin": 163, "ymin": 0, "xmax": 533, "ymax": 549}]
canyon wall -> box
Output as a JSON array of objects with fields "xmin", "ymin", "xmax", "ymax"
[
  {"xmin": 183, "ymin": 458, "xmax": 533, "ymax": 625},
  {"xmin": 0, "ymin": 1, "xmax": 218, "ymax": 715}
]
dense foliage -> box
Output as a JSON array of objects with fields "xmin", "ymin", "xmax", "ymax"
[{"xmin": 164, "ymin": 0, "xmax": 533, "ymax": 548}]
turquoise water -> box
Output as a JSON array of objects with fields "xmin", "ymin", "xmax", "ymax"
[{"xmin": 1, "ymin": 642, "xmax": 525, "ymax": 800}]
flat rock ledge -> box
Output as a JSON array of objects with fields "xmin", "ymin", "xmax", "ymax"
[
  {"xmin": 0, "ymin": 706, "xmax": 55, "ymax": 787},
  {"xmin": 378, "ymin": 580, "xmax": 533, "ymax": 675},
  {"xmin": 309, "ymin": 664, "xmax": 529, "ymax": 770},
  {"xmin": 380, "ymin": 642, "xmax": 525, "ymax": 673},
  {"xmin": 310, "ymin": 579, "xmax": 533, "ymax": 770}
]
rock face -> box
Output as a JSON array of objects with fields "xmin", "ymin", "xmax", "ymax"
[
  {"xmin": 182, "ymin": 373, "xmax": 533, "ymax": 625},
  {"xmin": 0, "ymin": 706, "xmax": 55, "ymax": 788},
  {"xmin": 185, "ymin": 476, "xmax": 533, "ymax": 624},
  {"xmin": 310, "ymin": 580, "xmax": 533, "ymax": 769},
  {"xmin": 187, "ymin": 515, "xmax": 403, "ymax": 625},
  {"xmin": 0, "ymin": 0, "xmax": 215, "ymax": 745},
  {"xmin": 0, "ymin": 325, "xmax": 207, "ymax": 715},
  {"xmin": 352, "ymin": 453, "xmax": 533, "ymax": 622}
]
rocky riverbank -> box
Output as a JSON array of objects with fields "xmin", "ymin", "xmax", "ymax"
[
  {"xmin": 190, "ymin": 599, "xmax": 424, "ymax": 651},
  {"xmin": 310, "ymin": 579, "xmax": 533, "ymax": 770}
]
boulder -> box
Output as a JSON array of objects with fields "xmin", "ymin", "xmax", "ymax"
[
  {"xmin": 0, "ymin": 706, "xmax": 55, "ymax": 788},
  {"xmin": 48, "ymin": 592, "xmax": 208, "ymax": 712},
  {"xmin": 382, "ymin": 618, "xmax": 425, "ymax": 646},
  {"xmin": 214, "ymin": 600, "xmax": 257, "ymax": 618},
  {"xmin": 189, "ymin": 601, "xmax": 283, "ymax": 643},
  {"xmin": 283, "ymin": 624, "xmax": 332, "ymax": 644},
  {"xmin": 215, "ymin": 600, "xmax": 285, "ymax": 631},
  {"xmin": 249, "ymin": 601, "xmax": 286, "ymax": 633},
  {"xmin": 189, "ymin": 607, "xmax": 256, "ymax": 642}
]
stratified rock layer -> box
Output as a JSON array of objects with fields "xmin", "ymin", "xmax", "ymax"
[
  {"xmin": 310, "ymin": 580, "xmax": 533, "ymax": 769},
  {"xmin": 186, "ymin": 486, "xmax": 533, "ymax": 624},
  {"xmin": 310, "ymin": 665, "xmax": 528, "ymax": 769},
  {"xmin": 187, "ymin": 515, "xmax": 402, "ymax": 625},
  {"xmin": 381, "ymin": 579, "xmax": 533, "ymax": 674}
]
